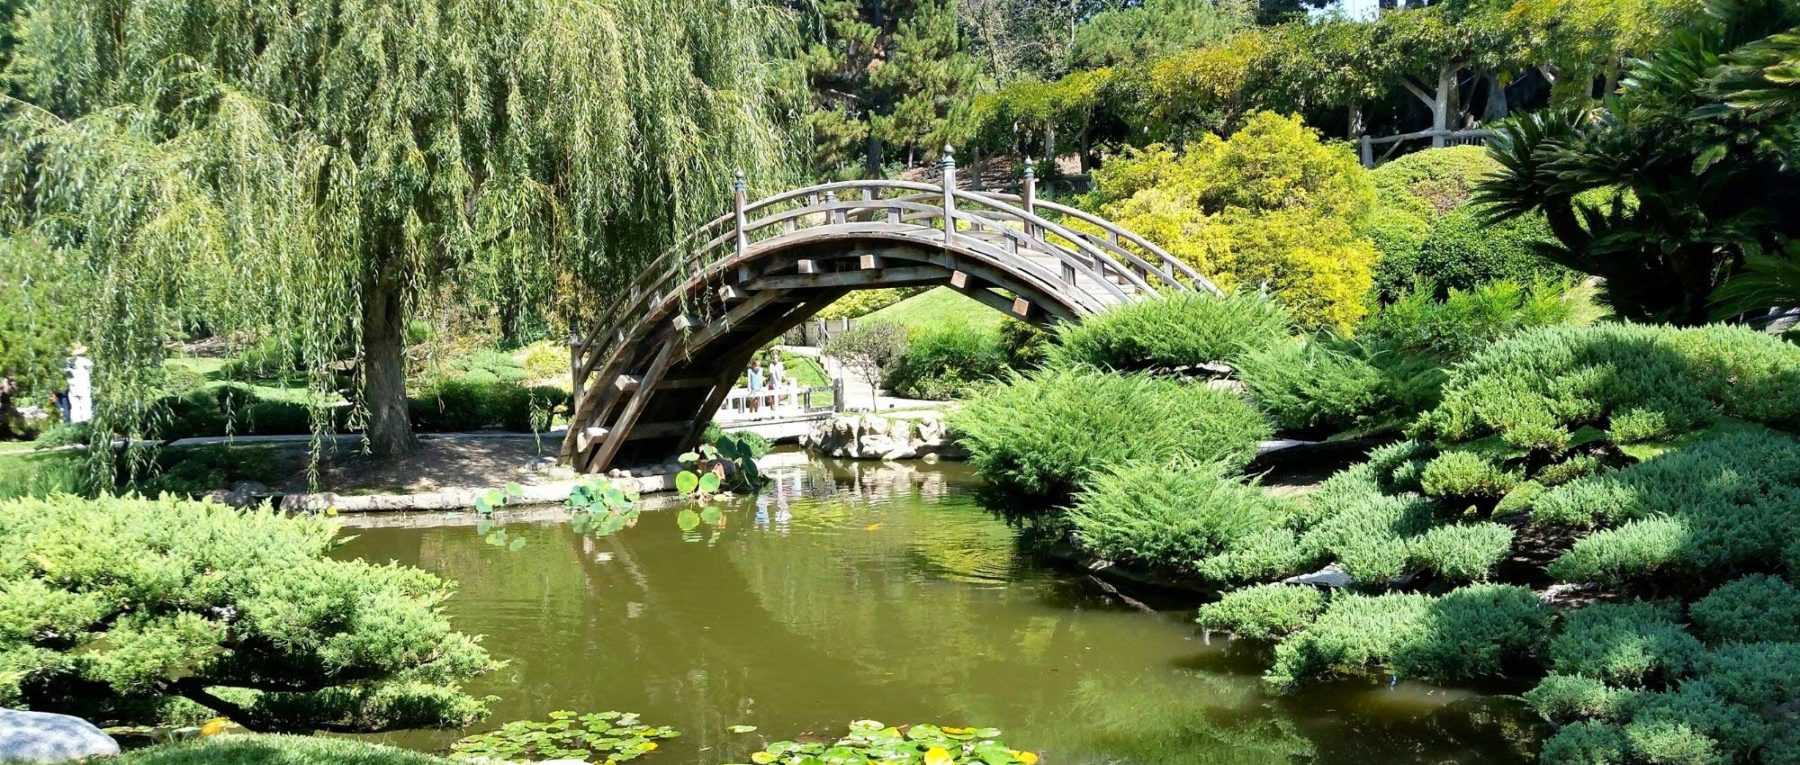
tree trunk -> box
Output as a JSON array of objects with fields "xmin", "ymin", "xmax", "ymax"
[
  {"xmin": 1078, "ymin": 122, "xmax": 1092, "ymax": 173},
  {"xmin": 864, "ymin": 131, "xmax": 883, "ymax": 177},
  {"xmin": 1482, "ymin": 72, "xmax": 1508, "ymax": 123},
  {"xmin": 1347, "ymin": 102, "xmax": 1365, "ymax": 138},
  {"xmin": 1432, "ymin": 63, "xmax": 1455, "ymax": 146},
  {"xmin": 361, "ymin": 270, "xmax": 416, "ymax": 457}
]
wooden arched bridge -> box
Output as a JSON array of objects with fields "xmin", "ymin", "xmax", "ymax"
[{"xmin": 563, "ymin": 148, "xmax": 1220, "ymax": 473}]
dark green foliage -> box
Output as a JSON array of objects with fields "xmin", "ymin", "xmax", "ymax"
[
  {"xmin": 1370, "ymin": 146, "xmax": 1501, "ymax": 220},
  {"xmin": 1359, "ymin": 281, "xmax": 1575, "ymax": 362},
  {"xmin": 158, "ymin": 384, "xmax": 341, "ymax": 440},
  {"xmin": 1689, "ymin": 575, "xmax": 1800, "ymax": 644},
  {"xmin": 950, "ymin": 369, "xmax": 1271, "ymax": 502},
  {"xmin": 1542, "ymin": 431, "xmax": 1800, "ymax": 585},
  {"xmin": 1527, "ymin": 674, "xmax": 1634, "ymax": 724},
  {"xmin": 1409, "ymin": 207, "xmax": 1568, "ymax": 296},
  {"xmin": 1477, "ymin": 0, "xmax": 1800, "ymax": 326},
  {"xmin": 408, "ymin": 381, "xmax": 569, "ymax": 433},
  {"xmin": 117, "ymin": 735, "xmax": 453, "ymax": 765},
  {"xmin": 1408, "ymin": 523, "xmax": 1513, "ymax": 582},
  {"xmin": 0, "ymin": 235, "xmax": 83, "ymax": 398},
  {"xmin": 1364, "ymin": 206, "xmax": 1432, "ymax": 301},
  {"xmin": 1296, "ymin": 493, "xmax": 1433, "ymax": 586},
  {"xmin": 0, "ymin": 495, "xmax": 494, "ymax": 730},
  {"xmin": 1537, "ymin": 453, "xmax": 1605, "ymax": 487},
  {"xmin": 1265, "ymin": 584, "xmax": 1548, "ymax": 690},
  {"xmin": 1196, "ymin": 584, "xmax": 1327, "ymax": 641},
  {"xmin": 884, "ymin": 324, "xmax": 1009, "ymax": 401},
  {"xmin": 1067, "ymin": 460, "xmax": 1302, "ymax": 582},
  {"xmin": 1539, "ymin": 721, "xmax": 1629, "ymax": 765},
  {"xmin": 1047, "ymin": 292, "xmax": 1291, "ymax": 372},
  {"xmin": 1418, "ymin": 451, "xmax": 1522, "ymax": 502},
  {"xmin": 1417, "ymin": 324, "xmax": 1800, "ymax": 451},
  {"xmin": 1547, "ymin": 602, "xmax": 1704, "ymax": 685},
  {"xmin": 997, "ymin": 319, "xmax": 1050, "ymax": 371},
  {"xmin": 1234, "ymin": 339, "xmax": 1385, "ymax": 436}
]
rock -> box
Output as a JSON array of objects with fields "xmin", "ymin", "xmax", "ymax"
[
  {"xmin": 1281, "ymin": 563, "xmax": 1353, "ymax": 589},
  {"xmin": 802, "ymin": 412, "xmax": 965, "ymax": 462},
  {"xmin": 0, "ymin": 709, "xmax": 121, "ymax": 764}
]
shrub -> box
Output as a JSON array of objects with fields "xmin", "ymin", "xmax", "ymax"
[
  {"xmin": 518, "ymin": 341, "xmax": 567, "ymax": 382},
  {"xmin": 1196, "ymin": 584, "xmax": 1327, "ymax": 641},
  {"xmin": 1295, "ymin": 493, "xmax": 1434, "ymax": 586},
  {"xmin": 1067, "ymin": 459, "xmax": 1302, "ymax": 581},
  {"xmin": 1688, "ymin": 575, "xmax": 1800, "ymax": 644},
  {"xmin": 1417, "ymin": 324, "xmax": 1800, "ymax": 450},
  {"xmin": 1547, "ymin": 601, "xmax": 1703, "ymax": 685},
  {"xmin": 1359, "ymin": 281, "xmax": 1574, "ymax": 362},
  {"xmin": 1541, "ymin": 431, "xmax": 1800, "ymax": 585},
  {"xmin": 998, "ymin": 319, "xmax": 1050, "ymax": 370},
  {"xmin": 950, "ymin": 369, "xmax": 1271, "ymax": 502},
  {"xmin": 1526, "ymin": 674, "xmax": 1634, "ymax": 724},
  {"xmin": 1363, "ymin": 205, "xmax": 1431, "ymax": 300},
  {"xmin": 409, "ymin": 380, "xmax": 568, "ymax": 432},
  {"xmin": 1264, "ymin": 584, "xmax": 1547, "ymax": 690},
  {"xmin": 1418, "ymin": 451, "xmax": 1521, "ymax": 501},
  {"xmin": 1539, "ymin": 721, "xmax": 1629, "ymax": 765},
  {"xmin": 1234, "ymin": 339, "xmax": 1385, "ymax": 436},
  {"xmin": 1410, "ymin": 207, "xmax": 1569, "ymax": 295},
  {"xmin": 0, "ymin": 495, "xmax": 494, "ymax": 729},
  {"xmin": 1085, "ymin": 113, "xmax": 1379, "ymax": 331},
  {"xmin": 1369, "ymin": 146, "xmax": 1500, "ymax": 219},
  {"xmin": 884, "ymin": 324, "xmax": 1009, "ymax": 400},
  {"xmin": 1408, "ymin": 523, "xmax": 1513, "ymax": 582},
  {"xmin": 1046, "ymin": 291, "xmax": 1290, "ymax": 372},
  {"xmin": 1536, "ymin": 453, "xmax": 1605, "ymax": 487},
  {"xmin": 816, "ymin": 288, "xmax": 924, "ymax": 320},
  {"xmin": 823, "ymin": 321, "xmax": 908, "ymax": 410}
]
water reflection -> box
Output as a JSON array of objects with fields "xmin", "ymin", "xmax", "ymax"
[{"xmin": 339, "ymin": 459, "xmax": 1539, "ymax": 764}]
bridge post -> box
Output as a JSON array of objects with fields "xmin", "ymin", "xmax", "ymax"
[
  {"xmin": 733, "ymin": 170, "xmax": 748, "ymax": 261},
  {"xmin": 940, "ymin": 145, "xmax": 956, "ymax": 248}
]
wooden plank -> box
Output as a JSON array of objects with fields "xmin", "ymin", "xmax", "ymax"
[
  {"xmin": 717, "ymin": 285, "xmax": 746, "ymax": 302},
  {"xmin": 683, "ymin": 288, "xmax": 785, "ymax": 354},
  {"xmin": 1011, "ymin": 297, "xmax": 1031, "ymax": 317},
  {"xmin": 672, "ymin": 314, "xmax": 698, "ymax": 331},
  {"xmin": 748, "ymin": 265, "xmax": 950, "ymax": 291},
  {"xmin": 859, "ymin": 253, "xmax": 882, "ymax": 270},
  {"xmin": 614, "ymin": 375, "xmax": 715, "ymax": 393},
  {"xmin": 950, "ymin": 270, "xmax": 969, "ymax": 289},
  {"xmin": 796, "ymin": 258, "xmax": 818, "ymax": 274},
  {"xmin": 586, "ymin": 340, "xmax": 681, "ymax": 473}
]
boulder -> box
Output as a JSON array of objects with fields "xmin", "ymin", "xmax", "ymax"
[
  {"xmin": 1281, "ymin": 564, "xmax": 1354, "ymax": 589},
  {"xmin": 0, "ymin": 709, "xmax": 120, "ymax": 764},
  {"xmin": 801, "ymin": 412, "xmax": 963, "ymax": 461}
]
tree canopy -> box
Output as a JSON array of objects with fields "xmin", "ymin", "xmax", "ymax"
[{"xmin": 0, "ymin": 0, "xmax": 796, "ymax": 459}]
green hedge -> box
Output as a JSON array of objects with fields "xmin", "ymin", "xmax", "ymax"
[
  {"xmin": 1689, "ymin": 575, "xmax": 1800, "ymax": 644},
  {"xmin": 883, "ymin": 323, "xmax": 1010, "ymax": 400},
  {"xmin": 950, "ymin": 369, "xmax": 1271, "ymax": 502},
  {"xmin": 1264, "ymin": 584, "xmax": 1548, "ymax": 690},
  {"xmin": 1409, "ymin": 207, "xmax": 1569, "ymax": 296},
  {"xmin": 1417, "ymin": 323, "xmax": 1800, "ymax": 450},
  {"xmin": 1046, "ymin": 292, "xmax": 1291, "ymax": 372},
  {"xmin": 1541, "ymin": 430, "xmax": 1800, "ymax": 587},
  {"xmin": 1233, "ymin": 339, "xmax": 1386, "ymax": 436},
  {"xmin": 1195, "ymin": 584, "xmax": 1327, "ymax": 641},
  {"xmin": 1067, "ymin": 460, "xmax": 1303, "ymax": 582},
  {"xmin": 0, "ymin": 495, "xmax": 494, "ymax": 729}
]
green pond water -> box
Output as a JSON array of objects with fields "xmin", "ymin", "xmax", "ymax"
[{"xmin": 339, "ymin": 458, "xmax": 1543, "ymax": 764}]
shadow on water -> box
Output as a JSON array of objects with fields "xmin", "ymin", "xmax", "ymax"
[{"xmin": 337, "ymin": 458, "xmax": 1544, "ymax": 764}]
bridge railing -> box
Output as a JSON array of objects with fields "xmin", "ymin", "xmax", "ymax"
[{"xmin": 572, "ymin": 148, "xmax": 1210, "ymax": 393}]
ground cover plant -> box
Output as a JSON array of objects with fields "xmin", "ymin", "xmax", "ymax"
[
  {"xmin": 951, "ymin": 368, "xmax": 1270, "ymax": 503},
  {"xmin": 0, "ymin": 495, "xmax": 495, "ymax": 731},
  {"xmin": 884, "ymin": 323, "xmax": 1011, "ymax": 400},
  {"xmin": 1067, "ymin": 459, "xmax": 1302, "ymax": 583},
  {"xmin": 117, "ymin": 735, "xmax": 454, "ymax": 765}
]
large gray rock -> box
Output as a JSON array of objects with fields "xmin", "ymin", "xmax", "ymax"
[
  {"xmin": 800, "ymin": 412, "xmax": 963, "ymax": 461},
  {"xmin": 0, "ymin": 709, "xmax": 120, "ymax": 763}
]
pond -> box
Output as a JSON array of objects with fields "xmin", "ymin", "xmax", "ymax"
[{"xmin": 340, "ymin": 457, "xmax": 1541, "ymax": 764}]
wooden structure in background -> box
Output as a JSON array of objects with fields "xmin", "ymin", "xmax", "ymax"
[{"xmin": 563, "ymin": 147, "xmax": 1219, "ymax": 473}]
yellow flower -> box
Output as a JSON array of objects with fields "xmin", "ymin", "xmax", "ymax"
[
  {"xmin": 1014, "ymin": 751, "xmax": 1039, "ymax": 764},
  {"xmin": 924, "ymin": 746, "xmax": 955, "ymax": 765}
]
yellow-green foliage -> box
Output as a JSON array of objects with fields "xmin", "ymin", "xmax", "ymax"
[
  {"xmin": 1142, "ymin": 33, "xmax": 1272, "ymax": 138},
  {"xmin": 1084, "ymin": 112, "xmax": 1378, "ymax": 330},
  {"xmin": 816, "ymin": 288, "xmax": 926, "ymax": 320},
  {"xmin": 0, "ymin": 495, "xmax": 495, "ymax": 729},
  {"xmin": 1047, "ymin": 291, "xmax": 1292, "ymax": 372}
]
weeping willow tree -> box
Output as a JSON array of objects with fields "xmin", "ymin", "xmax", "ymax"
[{"xmin": 0, "ymin": 0, "xmax": 796, "ymax": 459}]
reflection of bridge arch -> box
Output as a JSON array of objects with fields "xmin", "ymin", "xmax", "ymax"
[{"xmin": 564, "ymin": 150, "xmax": 1219, "ymax": 472}]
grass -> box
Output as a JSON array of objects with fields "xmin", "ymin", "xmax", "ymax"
[
  {"xmin": 117, "ymin": 735, "xmax": 451, "ymax": 765},
  {"xmin": 862, "ymin": 287, "xmax": 1005, "ymax": 333}
]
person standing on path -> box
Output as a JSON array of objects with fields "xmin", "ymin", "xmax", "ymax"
[
  {"xmin": 767, "ymin": 355, "xmax": 786, "ymax": 411},
  {"xmin": 65, "ymin": 346, "xmax": 93, "ymax": 424},
  {"xmin": 746, "ymin": 358, "xmax": 766, "ymax": 415}
]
